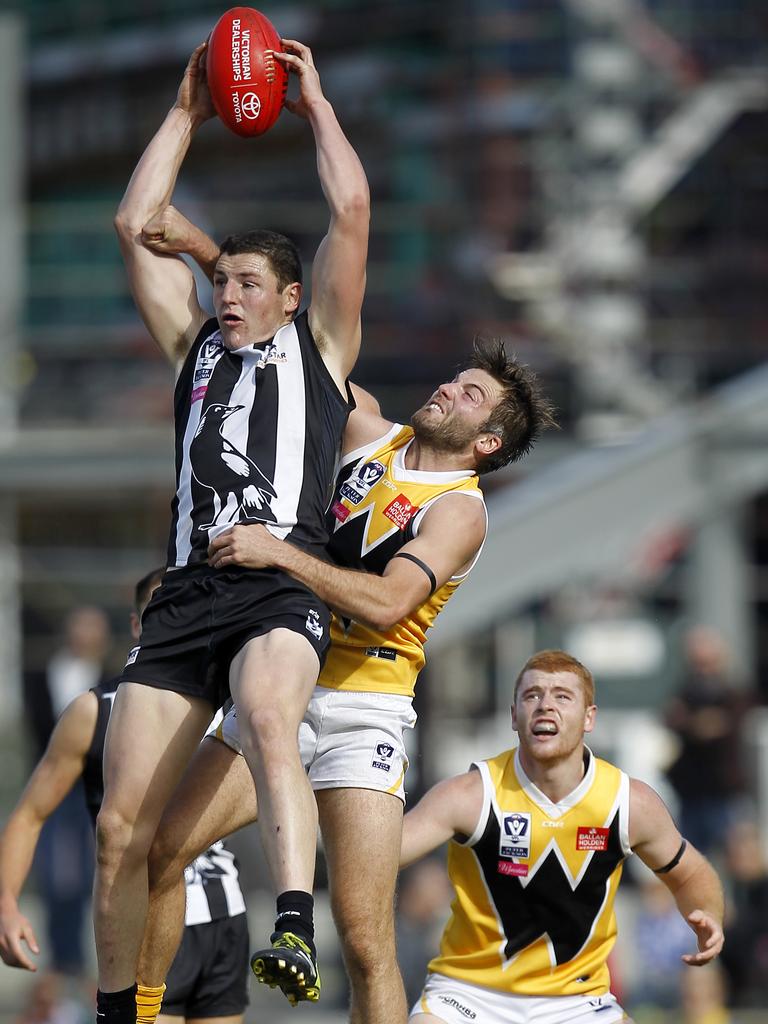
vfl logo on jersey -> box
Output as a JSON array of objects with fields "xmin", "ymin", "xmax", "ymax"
[
  {"xmin": 577, "ymin": 827, "xmax": 610, "ymax": 852},
  {"xmin": 383, "ymin": 494, "xmax": 418, "ymax": 531},
  {"xmin": 190, "ymin": 403, "xmax": 278, "ymax": 530},
  {"xmin": 372, "ymin": 741, "xmax": 395, "ymax": 772},
  {"xmin": 305, "ymin": 609, "xmax": 324, "ymax": 641},
  {"xmin": 192, "ymin": 336, "xmax": 224, "ymax": 403},
  {"xmin": 252, "ymin": 342, "xmax": 287, "ymax": 370},
  {"xmin": 500, "ymin": 812, "xmax": 531, "ymax": 859},
  {"xmin": 339, "ymin": 460, "xmax": 385, "ymax": 506},
  {"xmin": 125, "ymin": 645, "xmax": 140, "ymax": 667}
]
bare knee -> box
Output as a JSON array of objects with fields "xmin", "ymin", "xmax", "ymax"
[
  {"xmin": 243, "ymin": 704, "xmax": 296, "ymax": 756},
  {"xmin": 95, "ymin": 805, "xmax": 154, "ymax": 874},
  {"xmin": 337, "ymin": 905, "xmax": 397, "ymax": 980}
]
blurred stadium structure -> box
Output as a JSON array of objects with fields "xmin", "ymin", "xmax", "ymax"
[{"xmin": 0, "ymin": 0, "xmax": 767, "ymax": 1020}]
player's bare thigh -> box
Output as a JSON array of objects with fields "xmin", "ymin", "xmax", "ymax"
[
  {"xmin": 229, "ymin": 628, "xmax": 320, "ymax": 726},
  {"xmin": 102, "ymin": 682, "xmax": 213, "ymax": 823},
  {"xmin": 151, "ymin": 736, "xmax": 257, "ymax": 876}
]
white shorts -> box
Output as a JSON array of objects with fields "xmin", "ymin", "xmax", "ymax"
[
  {"xmin": 411, "ymin": 973, "xmax": 629, "ymax": 1024},
  {"xmin": 215, "ymin": 686, "xmax": 417, "ymax": 803}
]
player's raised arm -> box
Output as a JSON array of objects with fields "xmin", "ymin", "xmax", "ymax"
[
  {"xmin": 114, "ymin": 44, "xmax": 214, "ymax": 367},
  {"xmin": 400, "ymin": 771, "xmax": 483, "ymax": 867},
  {"xmin": 629, "ymin": 778, "xmax": 725, "ymax": 966},
  {"xmin": 0, "ymin": 692, "xmax": 98, "ymax": 970},
  {"xmin": 276, "ymin": 40, "xmax": 369, "ymax": 389}
]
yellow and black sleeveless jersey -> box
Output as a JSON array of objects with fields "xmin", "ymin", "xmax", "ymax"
[
  {"xmin": 318, "ymin": 423, "xmax": 485, "ymax": 698},
  {"xmin": 430, "ymin": 746, "xmax": 632, "ymax": 997}
]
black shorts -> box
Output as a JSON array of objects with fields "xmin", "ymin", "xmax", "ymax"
[
  {"xmin": 163, "ymin": 912, "xmax": 250, "ymax": 1018},
  {"xmin": 120, "ymin": 565, "xmax": 331, "ymax": 709}
]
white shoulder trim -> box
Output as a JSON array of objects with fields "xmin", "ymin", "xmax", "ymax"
[
  {"xmin": 339, "ymin": 422, "xmax": 402, "ymax": 471},
  {"xmin": 618, "ymin": 770, "xmax": 632, "ymax": 857},
  {"xmin": 461, "ymin": 762, "xmax": 492, "ymax": 848},
  {"xmin": 392, "ymin": 439, "xmax": 475, "ymax": 484}
]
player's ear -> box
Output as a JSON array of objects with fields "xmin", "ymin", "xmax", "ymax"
[
  {"xmin": 583, "ymin": 703, "xmax": 597, "ymax": 734},
  {"xmin": 476, "ymin": 432, "xmax": 501, "ymax": 458},
  {"xmin": 284, "ymin": 282, "xmax": 302, "ymax": 315},
  {"xmin": 129, "ymin": 611, "xmax": 141, "ymax": 642}
]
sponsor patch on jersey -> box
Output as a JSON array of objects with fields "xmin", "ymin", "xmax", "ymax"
[
  {"xmin": 542, "ymin": 819, "xmax": 565, "ymax": 828},
  {"xmin": 331, "ymin": 500, "xmax": 350, "ymax": 522},
  {"xmin": 371, "ymin": 741, "xmax": 395, "ymax": 772},
  {"xmin": 194, "ymin": 366, "xmax": 213, "ymax": 384},
  {"xmin": 383, "ymin": 494, "xmax": 418, "ymax": 530},
  {"xmin": 365, "ymin": 645, "xmax": 397, "ymax": 661},
  {"xmin": 340, "ymin": 482, "xmax": 365, "ymax": 505},
  {"xmin": 125, "ymin": 645, "xmax": 140, "ymax": 667},
  {"xmin": 305, "ymin": 609, "xmax": 324, "ymax": 641},
  {"xmin": 191, "ymin": 385, "xmax": 208, "ymax": 404},
  {"xmin": 500, "ymin": 812, "xmax": 531, "ymax": 858},
  {"xmin": 577, "ymin": 826, "xmax": 610, "ymax": 851},
  {"xmin": 253, "ymin": 342, "xmax": 287, "ymax": 369},
  {"xmin": 339, "ymin": 460, "xmax": 386, "ymax": 505},
  {"xmin": 497, "ymin": 860, "xmax": 528, "ymax": 877}
]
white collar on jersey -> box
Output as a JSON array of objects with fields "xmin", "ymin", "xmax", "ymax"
[
  {"xmin": 513, "ymin": 746, "xmax": 597, "ymax": 820},
  {"xmin": 391, "ymin": 436, "xmax": 476, "ymax": 484}
]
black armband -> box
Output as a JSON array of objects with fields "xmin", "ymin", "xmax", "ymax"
[
  {"xmin": 654, "ymin": 839, "xmax": 687, "ymax": 875},
  {"xmin": 393, "ymin": 552, "xmax": 437, "ymax": 594}
]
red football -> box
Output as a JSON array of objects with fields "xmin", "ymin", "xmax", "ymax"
[{"xmin": 207, "ymin": 7, "xmax": 287, "ymax": 138}]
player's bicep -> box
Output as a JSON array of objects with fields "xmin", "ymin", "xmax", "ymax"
[
  {"xmin": 308, "ymin": 222, "xmax": 368, "ymax": 379},
  {"xmin": 117, "ymin": 230, "xmax": 207, "ymax": 366},
  {"xmin": 401, "ymin": 772, "xmax": 481, "ymax": 867},
  {"xmin": 629, "ymin": 778, "xmax": 685, "ymax": 872},
  {"xmin": 397, "ymin": 495, "xmax": 487, "ymax": 592},
  {"xmin": 20, "ymin": 694, "xmax": 98, "ymax": 822}
]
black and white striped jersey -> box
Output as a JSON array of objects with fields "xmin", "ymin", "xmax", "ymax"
[
  {"xmin": 86, "ymin": 681, "xmax": 245, "ymax": 924},
  {"xmin": 167, "ymin": 311, "xmax": 354, "ymax": 568}
]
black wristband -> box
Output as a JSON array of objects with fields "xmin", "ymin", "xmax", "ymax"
[
  {"xmin": 654, "ymin": 838, "xmax": 687, "ymax": 875},
  {"xmin": 393, "ymin": 552, "xmax": 437, "ymax": 594}
]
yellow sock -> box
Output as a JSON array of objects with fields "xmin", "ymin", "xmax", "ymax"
[{"xmin": 136, "ymin": 983, "xmax": 166, "ymax": 1024}]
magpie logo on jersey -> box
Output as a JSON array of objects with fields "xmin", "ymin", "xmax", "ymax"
[
  {"xmin": 500, "ymin": 813, "xmax": 531, "ymax": 859},
  {"xmin": 339, "ymin": 460, "xmax": 385, "ymax": 506},
  {"xmin": 190, "ymin": 402, "xmax": 278, "ymax": 530},
  {"xmin": 372, "ymin": 741, "xmax": 395, "ymax": 772},
  {"xmin": 305, "ymin": 609, "xmax": 324, "ymax": 640}
]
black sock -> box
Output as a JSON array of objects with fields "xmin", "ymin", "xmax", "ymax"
[
  {"xmin": 275, "ymin": 890, "xmax": 315, "ymax": 952},
  {"xmin": 97, "ymin": 985, "xmax": 137, "ymax": 1024}
]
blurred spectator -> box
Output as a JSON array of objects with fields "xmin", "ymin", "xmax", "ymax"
[
  {"xmin": 665, "ymin": 625, "xmax": 751, "ymax": 856},
  {"xmin": 627, "ymin": 878, "xmax": 693, "ymax": 1012},
  {"xmin": 396, "ymin": 857, "xmax": 453, "ymax": 1009},
  {"xmin": 22, "ymin": 607, "xmax": 111, "ymax": 981},
  {"xmin": 720, "ymin": 819, "xmax": 768, "ymax": 1008}
]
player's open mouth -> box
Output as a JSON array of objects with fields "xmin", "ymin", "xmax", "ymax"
[
  {"xmin": 532, "ymin": 721, "xmax": 558, "ymax": 736},
  {"xmin": 222, "ymin": 313, "xmax": 244, "ymax": 326},
  {"xmin": 427, "ymin": 401, "xmax": 444, "ymax": 414}
]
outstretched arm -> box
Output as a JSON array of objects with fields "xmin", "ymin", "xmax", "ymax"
[
  {"xmin": 114, "ymin": 44, "xmax": 214, "ymax": 367},
  {"xmin": 400, "ymin": 771, "xmax": 483, "ymax": 867},
  {"xmin": 0, "ymin": 692, "xmax": 98, "ymax": 970},
  {"xmin": 630, "ymin": 778, "xmax": 724, "ymax": 966},
  {"xmin": 277, "ymin": 40, "xmax": 369, "ymax": 389},
  {"xmin": 208, "ymin": 490, "xmax": 486, "ymax": 631}
]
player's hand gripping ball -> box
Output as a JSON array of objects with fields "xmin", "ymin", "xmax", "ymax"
[{"xmin": 207, "ymin": 7, "xmax": 287, "ymax": 137}]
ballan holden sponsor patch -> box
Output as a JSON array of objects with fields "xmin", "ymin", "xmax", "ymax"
[
  {"xmin": 576, "ymin": 826, "xmax": 610, "ymax": 852},
  {"xmin": 383, "ymin": 494, "xmax": 418, "ymax": 530}
]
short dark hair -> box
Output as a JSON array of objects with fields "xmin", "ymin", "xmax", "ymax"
[
  {"xmin": 217, "ymin": 230, "xmax": 302, "ymax": 292},
  {"xmin": 134, "ymin": 567, "xmax": 165, "ymax": 616},
  {"xmin": 465, "ymin": 337, "xmax": 557, "ymax": 474}
]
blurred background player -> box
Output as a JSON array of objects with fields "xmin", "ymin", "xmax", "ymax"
[
  {"xmin": 400, "ymin": 649, "xmax": 724, "ymax": 1024},
  {"xmin": 100, "ymin": 32, "xmax": 369, "ymax": 1018},
  {"xmin": 0, "ymin": 569, "xmax": 249, "ymax": 1024}
]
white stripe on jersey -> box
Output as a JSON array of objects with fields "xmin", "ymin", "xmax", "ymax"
[
  {"xmin": 267, "ymin": 319, "xmax": 307, "ymax": 540},
  {"xmin": 183, "ymin": 841, "xmax": 246, "ymax": 925},
  {"xmin": 174, "ymin": 335, "xmax": 226, "ymax": 564}
]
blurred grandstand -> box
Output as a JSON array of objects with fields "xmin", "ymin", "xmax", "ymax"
[{"xmin": 0, "ymin": 1, "xmax": 767, "ymax": 1021}]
